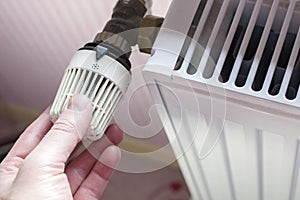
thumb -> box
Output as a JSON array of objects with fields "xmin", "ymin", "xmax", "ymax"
[{"xmin": 26, "ymin": 94, "xmax": 93, "ymax": 166}]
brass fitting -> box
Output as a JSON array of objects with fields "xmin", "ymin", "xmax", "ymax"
[{"xmin": 138, "ymin": 15, "xmax": 164, "ymax": 54}]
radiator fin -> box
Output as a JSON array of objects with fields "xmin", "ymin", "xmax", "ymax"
[{"xmin": 193, "ymin": 117, "xmax": 300, "ymax": 200}]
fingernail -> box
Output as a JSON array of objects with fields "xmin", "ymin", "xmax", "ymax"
[
  {"xmin": 68, "ymin": 94, "xmax": 91, "ymax": 112},
  {"xmin": 98, "ymin": 146, "xmax": 121, "ymax": 180}
]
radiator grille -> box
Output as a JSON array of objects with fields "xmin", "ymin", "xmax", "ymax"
[{"xmin": 175, "ymin": 0, "xmax": 300, "ymax": 104}]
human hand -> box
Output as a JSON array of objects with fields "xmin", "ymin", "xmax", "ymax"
[{"xmin": 0, "ymin": 95, "xmax": 123, "ymax": 200}]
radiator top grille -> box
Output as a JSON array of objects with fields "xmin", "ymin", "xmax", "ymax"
[{"xmin": 174, "ymin": 0, "xmax": 300, "ymax": 105}]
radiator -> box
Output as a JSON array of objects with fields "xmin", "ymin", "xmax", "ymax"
[{"xmin": 143, "ymin": 0, "xmax": 300, "ymax": 199}]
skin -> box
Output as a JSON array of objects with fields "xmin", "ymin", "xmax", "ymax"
[{"xmin": 0, "ymin": 95, "xmax": 123, "ymax": 200}]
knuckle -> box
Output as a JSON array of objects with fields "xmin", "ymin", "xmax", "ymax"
[
  {"xmin": 0, "ymin": 156, "xmax": 23, "ymax": 174},
  {"xmin": 52, "ymin": 118, "xmax": 77, "ymax": 133}
]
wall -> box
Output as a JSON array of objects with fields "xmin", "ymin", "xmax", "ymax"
[
  {"xmin": 0, "ymin": 0, "xmax": 172, "ymax": 145},
  {"xmin": 0, "ymin": 0, "xmax": 171, "ymax": 108}
]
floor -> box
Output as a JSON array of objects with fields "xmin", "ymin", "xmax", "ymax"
[{"xmin": 102, "ymin": 165, "xmax": 190, "ymax": 200}]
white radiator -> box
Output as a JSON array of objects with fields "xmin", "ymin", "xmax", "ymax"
[{"xmin": 143, "ymin": 0, "xmax": 300, "ymax": 199}]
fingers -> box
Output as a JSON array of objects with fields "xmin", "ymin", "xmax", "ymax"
[
  {"xmin": 25, "ymin": 94, "xmax": 93, "ymax": 167},
  {"xmin": 1, "ymin": 107, "xmax": 52, "ymax": 168},
  {"xmin": 74, "ymin": 146, "xmax": 121, "ymax": 200},
  {"xmin": 66, "ymin": 125, "xmax": 123, "ymax": 194}
]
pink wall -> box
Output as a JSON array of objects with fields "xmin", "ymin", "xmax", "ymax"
[
  {"xmin": 0, "ymin": 0, "xmax": 173, "ymax": 145},
  {"xmin": 0, "ymin": 0, "xmax": 172, "ymax": 110}
]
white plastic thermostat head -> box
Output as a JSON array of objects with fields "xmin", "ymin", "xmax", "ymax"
[{"xmin": 50, "ymin": 49, "xmax": 131, "ymax": 141}]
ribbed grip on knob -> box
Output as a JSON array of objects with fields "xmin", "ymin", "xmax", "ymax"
[{"xmin": 50, "ymin": 50, "xmax": 131, "ymax": 140}]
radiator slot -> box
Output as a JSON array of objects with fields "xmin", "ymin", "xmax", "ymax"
[
  {"xmin": 235, "ymin": 26, "xmax": 264, "ymax": 87},
  {"xmin": 174, "ymin": 0, "xmax": 208, "ymax": 71},
  {"xmin": 286, "ymin": 52, "xmax": 300, "ymax": 100},
  {"xmin": 251, "ymin": 30, "xmax": 279, "ymax": 91},
  {"xmin": 219, "ymin": 25, "xmax": 245, "ymax": 83},
  {"xmin": 268, "ymin": 33, "xmax": 297, "ymax": 95}
]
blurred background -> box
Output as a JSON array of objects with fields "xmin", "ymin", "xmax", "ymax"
[{"xmin": 0, "ymin": 0, "xmax": 190, "ymax": 199}]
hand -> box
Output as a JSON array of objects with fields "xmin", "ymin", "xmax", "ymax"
[{"xmin": 0, "ymin": 95, "xmax": 123, "ymax": 200}]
